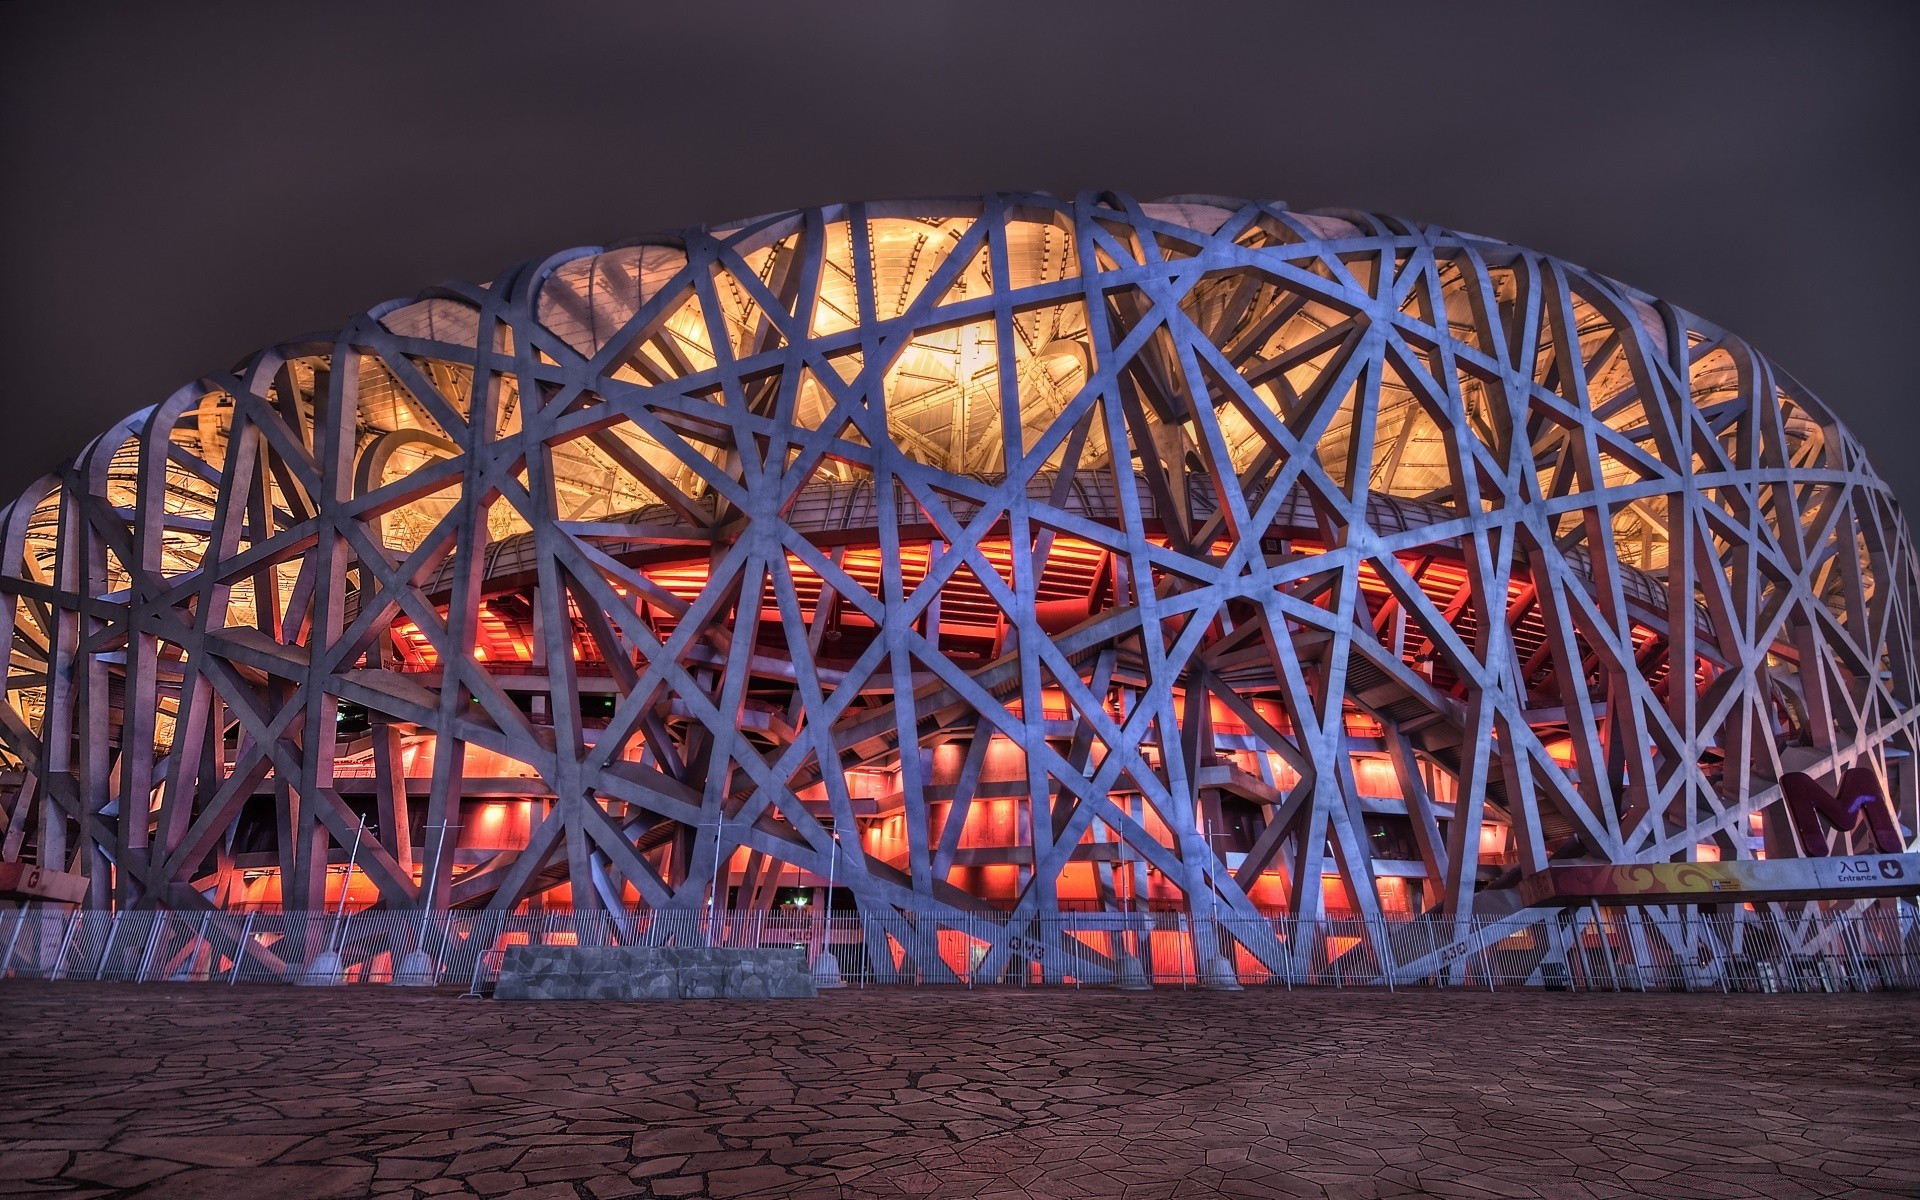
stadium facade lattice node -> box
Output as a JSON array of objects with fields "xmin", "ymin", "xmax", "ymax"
[{"xmin": 2, "ymin": 193, "xmax": 1915, "ymax": 981}]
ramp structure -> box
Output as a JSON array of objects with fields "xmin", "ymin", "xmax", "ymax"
[{"xmin": 1, "ymin": 193, "xmax": 1915, "ymax": 984}]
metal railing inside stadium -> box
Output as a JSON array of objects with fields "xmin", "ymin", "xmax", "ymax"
[{"xmin": 0, "ymin": 905, "xmax": 1914, "ymax": 995}]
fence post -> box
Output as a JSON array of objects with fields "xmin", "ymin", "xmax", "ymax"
[
  {"xmin": 464, "ymin": 938, "xmax": 490, "ymax": 998},
  {"xmin": 0, "ymin": 908, "xmax": 25, "ymax": 977},
  {"xmin": 1837, "ymin": 911, "xmax": 1870, "ymax": 991},
  {"xmin": 429, "ymin": 909, "xmax": 457, "ymax": 984},
  {"xmin": 1891, "ymin": 909, "xmax": 1913, "ymax": 988},
  {"xmin": 1589, "ymin": 903, "xmax": 1621, "ymax": 991},
  {"xmin": 50, "ymin": 911, "xmax": 81, "ymax": 981},
  {"xmin": 1713, "ymin": 911, "xmax": 1730, "ymax": 995},
  {"xmin": 187, "ymin": 912, "xmax": 212, "ymax": 982},
  {"xmin": 1666, "ymin": 917, "xmax": 1697, "ymax": 990},
  {"xmin": 1476, "ymin": 918, "xmax": 1495, "ymax": 992},
  {"xmin": 1176, "ymin": 913, "xmax": 1189, "ymax": 990},
  {"xmin": 1069, "ymin": 915, "xmax": 1080, "ymax": 991},
  {"xmin": 91, "ymin": 912, "xmax": 121, "ymax": 982},
  {"xmin": 1555, "ymin": 915, "xmax": 1577, "ymax": 991},
  {"xmin": 135, "ymin": 913, "xmax": 166, "ymax": 983},
  {"xmin": 1897, "ymin": 908, "xmax": 1915, "ymax": 988},
  {"xmin": 1626, "ymin": 912, "xmax": 1649, "ymax": 992},
  {"xmin": 960, "ymin": 915, "xmax": 970, "ymax": 990},
  {"xmin": 228, "ymin": 912, "xmax": 256, "ymax": 985},
  {"xmin": 432, "ymin": 906, "xmax": 453, "ymax": 983}
]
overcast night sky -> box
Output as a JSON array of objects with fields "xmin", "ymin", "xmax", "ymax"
[{"xmin": 3, "ymin": 1, "xmax": 1918, "ymax": 509}]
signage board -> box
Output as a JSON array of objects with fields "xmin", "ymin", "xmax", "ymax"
[{"xmin": 1518, "ymin": 854, "xmax": 1920, "ymax": 906}]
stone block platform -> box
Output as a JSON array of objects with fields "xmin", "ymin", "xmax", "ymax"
[{"xmin": 492, "ymin": 944, "xmax": 817, "ymax": 1000}]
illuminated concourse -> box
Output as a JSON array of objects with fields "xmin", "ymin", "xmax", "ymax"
[{"xmin": 1, "ymin": 193, "xmax": 1916, "ymax": 985}]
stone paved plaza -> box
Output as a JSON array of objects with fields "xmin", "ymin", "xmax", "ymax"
[{"xmin": 0, "ymin": 983, "xmax": 1915, "ymax": 1199}]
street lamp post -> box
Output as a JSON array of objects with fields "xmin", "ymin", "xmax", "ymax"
[
  {"xmin": 394, "ymin": 821, "xmax": 458, "ymax": 986},
  {"xmin": 705, "ymin": 816, "xmax": 726, "ymax": 947},
  {"xmin": 1200, "ymin": 818, "xmax": 1241, "ymax": 991},
  {"xmin": 812, "ymin": 818, "xmax": 845, "ymax": 988},
  {"xmin": 298, "ymin": 817, "xmax": 365, "ymax": 986}
]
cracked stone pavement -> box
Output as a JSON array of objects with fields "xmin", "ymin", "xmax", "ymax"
[{"xmin": 1, "ymin": 983, "xmax": 1915, "ymax": 1198}]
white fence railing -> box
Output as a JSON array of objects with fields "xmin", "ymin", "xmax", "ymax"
[{"xmin": 2, "ymin": 904, "xmax": 1916, "ymax": 994}]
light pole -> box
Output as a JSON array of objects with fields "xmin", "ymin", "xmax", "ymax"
[
  {"xmin": 394, "ymin": 821, "xmax": 458, "ymax": 986},
  {"xmin": 299, "ymin": 816, "xmax": 365, "ymax": 986},
  {"xmin": 1115, "ymin": 831, "xmax": 1149, "ymax": 990},
  {"xmin": 1200, "ymin": 817, "xmax": 1241, "ymax": 990},
  {"xmin": 812, "ymin": 817, "xmax": 845, "ymax": 988},
  {"xmin": 705, "ymin": 816, "xmax": 725, "ymax": 946}
]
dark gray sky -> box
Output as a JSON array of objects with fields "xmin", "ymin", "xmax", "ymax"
[{"xmin": 4, "ymin": 1, "xmax": 1918, "ymax": 507}]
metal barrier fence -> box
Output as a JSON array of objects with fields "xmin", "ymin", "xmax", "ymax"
[{"xmin": 1, "ymin": 904, "xmax": 1916, "ymax": 994}]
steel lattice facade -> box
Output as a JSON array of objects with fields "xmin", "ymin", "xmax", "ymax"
[{"xmin": 2, "ymin": 193, "xmax": 1915, "ymax": 981}]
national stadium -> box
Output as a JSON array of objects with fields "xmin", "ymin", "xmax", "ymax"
[{"xmin": 1, "ymin": 193, "xmax": 1914, "ymax": 989}]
